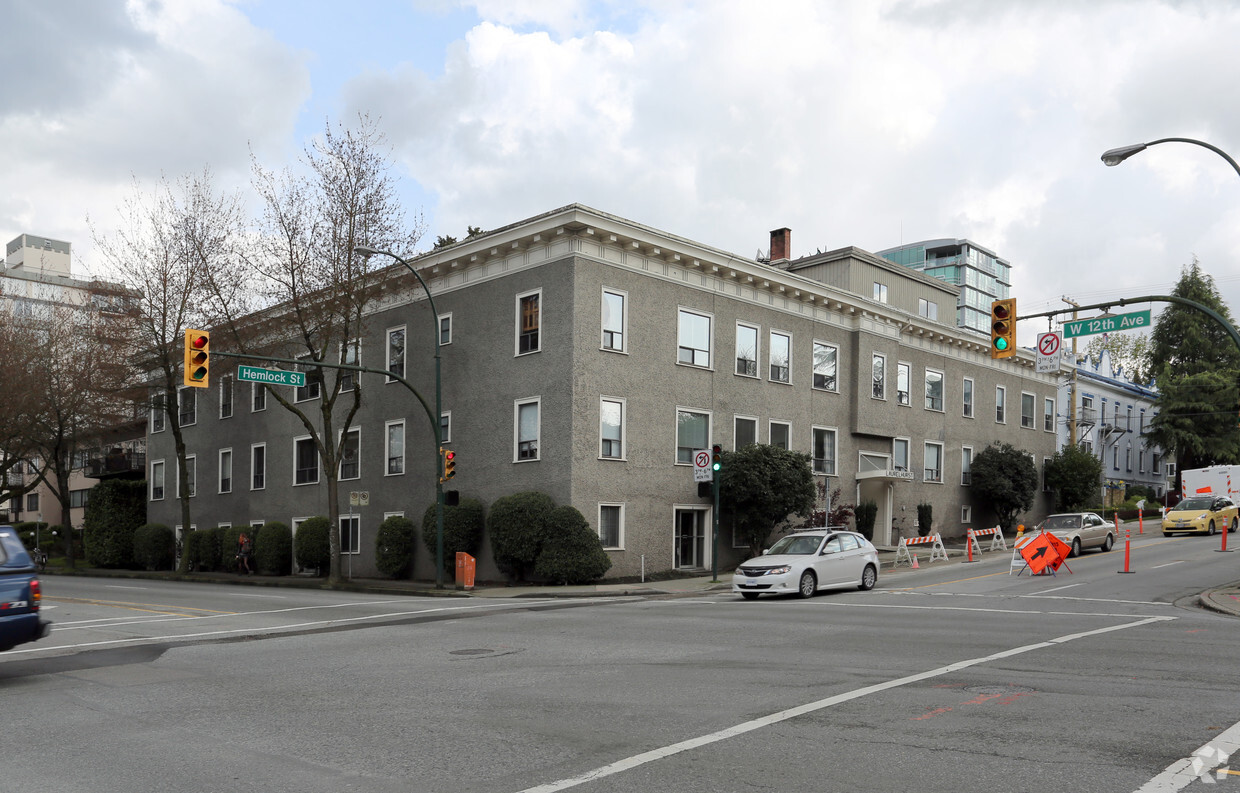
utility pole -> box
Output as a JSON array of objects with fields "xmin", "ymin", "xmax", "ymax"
[{"xmin": 1062, "ymin": 296, "xmax": 1080, "ymax": 446}]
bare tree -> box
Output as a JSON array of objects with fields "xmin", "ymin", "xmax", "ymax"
[{"xmin": 0, "ymin": 304, "xmax": 50, "ymax": 509}]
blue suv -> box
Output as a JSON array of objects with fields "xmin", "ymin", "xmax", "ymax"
[{"xmin": 0, "ymin": 526, "xmax": 51, "ymax": 652}]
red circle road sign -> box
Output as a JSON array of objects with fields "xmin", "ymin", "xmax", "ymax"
[
  {"xmin": 1038, "ymin": 332, "xmax": 1061, "ymax": 356},
  {"xmin": 695, "ymin": 451, "xmax": 711, "ymax": 469}
]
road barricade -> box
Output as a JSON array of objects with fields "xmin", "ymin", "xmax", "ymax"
[
  {"xmin": 966, "ymin": 526, "xmax": 1007, "ymax": 560},
  {"xmin": 1010, "ymin": 533, "xmax": 1037, "ymax": 575},
  {"xmin": 893, "ymin": 533, "xmax": 948, "ymax": 567}
]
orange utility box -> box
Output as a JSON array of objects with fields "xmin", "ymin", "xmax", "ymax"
[{"xmin": 455, "ymin": 552, "xmax": 476, "ymax": 590}]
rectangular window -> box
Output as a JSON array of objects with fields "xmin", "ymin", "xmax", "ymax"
[
  {"xmin": 769, "ymin": 421, "xmax": 790, "ymax": 450},
  {"xmin": 294, "ymin": 437, "xmax": 318, "ymax": 485},
  {"xmin": 812, "ymin": 341, "xmax": 838, "ymax": 391},
  {"xmin": 918, "ymin": 298, "xmax": 938, "ymax": 320},
  {"xmin": 339, "ymin": 515, "xmax": 360, "ymax": 555},
  {"xmin": 1127, "ymin": 406, "xmax": 1133, "ymax": 431},
  {"xmin": 387, "ymin": 326, "xmax": 406, "ymax": 381},
  {"xmin": 218, "ymin": 448, "xmax": 232, "ymax": 494},
  {"xmin": 340, "ymin": 340, "xmax": 359, "ymax": 392},
  {"xmin": 516, "ymin": 398, "xmax": 541, "ymax": 461},
  {"xmin": 893, "ymin": 438, "xmax": 909, "ymax": 472},
  {"xmin": 150, "ymin": 458, "xmax": 164, "ymax": 500},
  {"xmin": 599, "ymin": 504, "xmax": 623, "ymax": 549},
  {"xmin": 769, "ymin": 331, "xmax": 790, "ymax": 383},
  {"xmin": 386, "ymin": 421, "xmax": 405, "ymax": 475},
  {"xmin": 735, "ymin": 416, "xmax": 757, "ymax": 449},
  {"xmin": 1044, "ymin": 398, "xmax": 1055, "ymax": 432},
  {"xmin": 151, "ymin": 393, "xmax": 166, "ymax": 433},
  {"xmin": 872, "ymin": 353, "xmax": 886, "ymax": 399},
  {"xmin": 219, "ymin": 376, "xmax": 233, "ymax": 419},
  {"xmin": 812, "ymin": 427, "xmax": 837, "ymax": 475},
  {"xmin": 897, "ymin": 362, "xmax": 911, "ymax": 406},
  {"xmin": 339, "ymin": 428, "xmax": 360, "ymax": 480},
  {"xmin": 251, "ymin": 443, "xmax": 265, "ymax": 490},
  {"xmin": 676, "ymin": 409, "xmax": 709, "ymax": 463},
  {"xmin": 925, "ymin": 369, "xmax": 944, "ymax": 411},
  {"xmin": 1044, "ymin": 457, "xmax": 1053, "ymax": 492},
  {"xmin": 1112, "ymin": 445, "xmax": 1119, "ymax": 471},
  {"xmin": 295, "ymin": 357, "xmax": 321, "ymax": 402},
  {"xmin": 1153, "ymin": 453, "xmax": 1162, "ymax": 474},
  {"xmin": 440, "ymin": 412, "xmax": 451, "ymax": 444},
  {"xmin": 602, "ymin": 289, "xmax": 626, "ymax": 352},
  {"xmin": 179, "ymin": 387, "xmax": 196, "ymax": 426},
  {"xmin": 873, "ymin": 282, "xmax": 888, "ymax": 303},
  {"xmin": 69, "ymin": 488, "xmax": 90, "ymax": 509},
  {"xmin": 962, "ymin": 505, "xmax": 972, "ymax": 523},
  {"xmin": 1126, "ymin": 443, "xmax": 1132, "ymax": 472},
  {"xmin": 735, "ymin": 323, "xmax": 758, "ymax": 377},
  {"xmin": 439, "ymin": 313, "xmax": 452, "ymax": 346},
  {"xmin": 996, "ymin": 386, "xmax": 1006, "ymax": 423},
  {"xmin": 924, "ymin": 442, "xmax": 943, "ymax": 483},
  {"xmin": 678, "ymin": 308, "xmax": 712, "ymax": 367},
  {"xmin": 26, "ymin": 493, "xmax": 38, "ymax": 512},
  {"xmin": 1021, "ymin": 392, "xmax": 1036, "ymax": 428},
  {"xmin": 962, "ymin": 446, "xmax": 973, "ymax": 486},
  {"xmin": 517, "ymin": 290, "xmax": 541, "ymax": 355},
  {"xmin": 252, "ymin": 382, "xmax": 266, "ymax": 412},
  {"xmin": 180, "ymin": 455, "xmax": 196, "ymax": 498},
  {"xmin": 600, "ymin": 397, "xmax": 625, "ymax": 459},
  {"xmin": 963, "ymin": 377, "xmax": 974, "ymax": 418}
]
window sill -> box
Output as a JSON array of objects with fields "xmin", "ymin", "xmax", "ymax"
[
  {"xmin": 675, "ymin": 362, "xmax": 714, "ymax": 372},
  {"xmin": 601, "ymin": 347, "xmax": 628, "ymax": 355},
  {"xmin": 768, "ymin": 380, "xmax": 793, "ymax": 387},
  {"xmin": 293, "ymin": 481, "xmax": 320, "ymax": 487},
  {"xmin": 598, "ymin": 456, "xmax": 627, "ymax": 462}
]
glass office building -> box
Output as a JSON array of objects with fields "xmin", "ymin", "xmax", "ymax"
[{"xmin": 875, "ymin": 239, "xmax": 1011, "ymax": 334}]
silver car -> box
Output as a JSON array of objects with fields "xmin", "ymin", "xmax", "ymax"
[
  {"xmin": 732, "ymin": 530, "xmax": 879, "ymax": 600},
  {"xmin": 1037, "ymin": 512, "xmax": 1114, "ymax": 557}
]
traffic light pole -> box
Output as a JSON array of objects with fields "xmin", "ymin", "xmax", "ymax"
[{"xmin": 711, "ymin": 469, "xmax": 720, "ymax": 583}]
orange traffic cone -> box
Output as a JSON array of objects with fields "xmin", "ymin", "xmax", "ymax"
[{"xmin": 911, "ymin": 553, "xmax": 920, "ymax": 569}]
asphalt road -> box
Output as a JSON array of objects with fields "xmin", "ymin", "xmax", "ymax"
[{"xmin": 6, "ymin": 531, "xmax": 1240, "ymax": 793}]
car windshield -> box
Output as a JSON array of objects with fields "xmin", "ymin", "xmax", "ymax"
[
  {"xmin": 767, "ymin": 534, "xmax": 824, "ymax": 555},
  {"xmin": 1175, "ymin": 498, "xmax": 1213, "ymax": 511},
  {"xmin": 1043, "ymin": 515, "xmax": 1081, "ymax": 530}
]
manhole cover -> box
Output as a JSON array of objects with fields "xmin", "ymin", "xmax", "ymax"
[
  {"xmin": 449, "ymin": 648, "xmax": 493, "ymax": 656},
  {"xmin": 964, "ymin": 684, "xmax": 1036, "ymax": 695}
]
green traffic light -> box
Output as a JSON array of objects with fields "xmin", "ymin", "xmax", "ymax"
[
  {"xmin": 712, "ymin": 462, "xmax": 721, "ymax": 471},
  {"xmin": 994, "ymin": 337, "xmax": 1009, "ymax": 351}
]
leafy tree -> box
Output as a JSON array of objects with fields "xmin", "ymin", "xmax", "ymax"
[
  {"xmin": 1083, "ymin": 332, "xmax": 1152, "ymax": 383},
  {"xmin": 433, "ymin": 234, "xmax": 457, "ymax": 249},
  {"xmin": 1044, "ymin": 443, "xmax": 1104, "ymax": 511},
  {"xmin": 1146, "ymin": 260, "xmax": 1240, "ymax": 474},
  {"xmin": 970, "ymin": 442, "xmax": 1038, "ymax": 531},
  {"xmin": 719, "ymin": 444, "xmax": 816, "ymax": 557}
]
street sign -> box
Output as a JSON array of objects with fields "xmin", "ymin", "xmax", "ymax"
[
  {"xmin": 693, "ymin": 449, "xmax": 712, "ymax": 482},
  {"xmin": 237, "ymin": 364, "xmax": 306, "ymax": 387},
  {"xmin": 1062, "ymin": 310, "xmax": 1151, "ymax": 339},
  {"xmin": 1036, "ymin": 331, "xmax": 1062, "ymax": 373}
]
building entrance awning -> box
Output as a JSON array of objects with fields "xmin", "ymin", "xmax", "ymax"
[{"xmin": 856, "ymin": 468, "xmax": 916, "ymax": 482}]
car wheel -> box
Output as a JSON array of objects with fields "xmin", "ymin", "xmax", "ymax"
[
  {"xmin": 1070, "ymin": 538, "xmax": 1081, "ymax": 558},
  {"xmin": 1163, "ymin": 531, "xmax": 1173, "ymax": 537},
  {"xmin": 798, "ymin": 571, "xmax": 817, "ymax": 599},
  {"xmin": 1208, "ymin": 520, "xmax": 1217, "ymax": 536},
  {"xmin": 1101, "ymin": 534, "xmax": 1114, "ymax": 552},
  {"xmin": 1231, "ymin": 518, "xmax": 1238, "ymax": 533},
  {"xmin": 740, "ymin": 592, "xmax": 759, "ymax": 601},
  {"xmin": 858, "ymin": 564, "xmax": 877, "ymax": 591}
]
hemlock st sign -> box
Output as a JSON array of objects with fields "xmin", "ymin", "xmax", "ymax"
[
  {"xmin": 237, "ymin": 365, "xmax": 306, "ymax": 387},
  {"xmin": 1062, "ymin": 310, "xmax": 1151, "ymax": 339}
]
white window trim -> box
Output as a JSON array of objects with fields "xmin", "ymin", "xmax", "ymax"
[
  {"xmin": 177, "ymin": 385, "xmax": 196, "ymax": 426},
  {"xmin": 923, "ymin": 441, "xmax": 944, "ymax": 484},
  {"xmin": 811, "ymin": 425, "xmax": 838, "ymax": 477},
  {"xmin": 338, "ymin": 426, "xmax": 361, "ymax": 481},
  {"xmin": 218, "ymin": 522, "xmax": 232, "ymax": 530},
  {"xmin": 339, "ymin": 338, "xmax": 360, "ymax": 392},
  {"xmin": 1044, "ymin": 397, "xmax": 1056, "ymax": 433},
  {"xmin": 386, "ymin": 324, "xmax": 407, "ymax": 383},
  {"xmin": 734, "ymin": 414, "xmax": 759, "ymax": 450},
  {"xmin": 178, "ymin": 454, "xmax": 196, "ymax": 499},
  {"xmin": 598, "ymin": 503, "xmax": 625, "ymax": 550},
  {"xmin": 812, "ymin": 340, "xmax": 839, "ymax": 393},
  {"xmin": 440, "ymin": 411, "xmax": 451, "ymax": 444},
  {"xmin": 251, "ymin": 381, "xmax": 267, "ymax": 413},
  {"xmin": 676, "ymin": 306, "xmax": 714, "ymax": 370},
  {"xmin": 962, "ymin": 376, "xmax": 975, "ymax": 419},
  {"xmin": 1020, "ymin": 391, "xmax": 1037, "ymax": 429},
  {"xmin": 872, "ymin": 353, "xmax": 886, "ymax": 401},
  {"xmin": 515, "ymin": 288, "xmax": 543, "ymax": 357},
  {"xmin": 896, "ymin": 361, "xmax": 912, "ymax": 407},
  {"xmin": 151, "ymin": 393, "xmax": 166, "ymax": 433},
  {"xmin": 995, "ymin": 385, "xmax": 1006, "ymax": 424},
  {"xmin": 150, "ymin": 459, "xmax": 165, "ymax": 501},
  {"xmin": 675, "ymin": 406, "xmax": 713, "ymax": 464},
  {"xmin": 601, "ymin": 288, "xmax": 627, "ymax": 353},
  {"xmin": 962, "ymin": 445, "xmax": 973, "ymax": 486},
  {"xmin": 924, "ymin": 367, "xmax": 945, "ymax": 413},
  {"xmin": 250, "ymin": 519, "xmax": 264, "ymax": 530},
  {"xmin": 768, "ymin": 329, "xmax": 792, "ymax": 384},
  {"xmin": 219, "ymin": 376, "xmax": 234, "ymax": 419},
  {"xmin": 385, "ymin": 420, "xmax": 405, "ymax": 477},
  {"xmin": 735, "ymin": 321, "xmax": 760, "ymax": 379},
  {"xmin": 218, "ymin": 448, "xmax": 233, "ymax": 495},
  {"xmin": 893, "ymin": 437, "xmax": 911, "ymax": 473},
  {"xmin": 295, "ymin": 355, "xmax": 321, "ymax": 403},
  {"xmin": 293, "ymin": 435, "xmax": 319, "ymax": 486},
  {"xmin": 339, "ymin": 514, "xmax": 361, "ymax": 555},
  {"xmin": 599, "ymin": 396, "xmax": 626, "ymax": 461},
  {"xmin": 438, "ymin": 312, "xmax": 453, "ymax": 347},
  {"xmin": 514, "ymin": 396, "xmax": 542, "ymax": 463},
  {"xmin": 250, "ymin": 442, "xmax": 266, "ymax": 491},
  {"xmin": 961, "ymin": 505, "xmax": 973, "ymax": 524},
  {"xmin": 768, "ymin": 419, "xmax": 792, "ymax": 450},
  {"xmin": 383, "ymin": 511, "xmax": 405, "ymax": 521}
]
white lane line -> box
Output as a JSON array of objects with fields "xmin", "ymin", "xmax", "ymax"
[
  {"xmin": 517, "ymin": 614, "xmax": 1176, "ymax": 793},
  {"xmin": 885, "ymin": 590, "xmax": 1169, "ymax": 607},
  {"xmin": 1035, "ymin": 583, "xmax": 1082, "ymax": 594},
  {"xmin": 105, "ymin": 585, "xmax": 150, "ymax": 590},
  {"xmin": 1135, "ymin": 719, "xmax": 1240, "ymax": 792},
  {"xmin": 1150, "ymin": 561, "xmax": 1185, "ymax": 570},
  {"xmin": 234, "ymin": 593, "xmax": 289, "ymax": 599}
]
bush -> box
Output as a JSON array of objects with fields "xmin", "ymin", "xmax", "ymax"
[
  {"xmin": 132, "ymin": 524, "xmax": 175, "ymax": 571},
  {"xmin": 181, "ymin": 529, "xmax": 206, "ymax": 572},
  {"xmin": 916, "ymin": 503, "xmax": 933, "ymax": 537},
  {"xmin": 375, "ymin": 515, "xmax": 417, "ymax": 579},
  {"xmin": 855, "ymin": 501, "xmax": 878, "ymax": 540},
  {"xmin": 83, "ymin": 479, "xmax": 146, "ymax": 568},
  {"xmin": 534, "ymin": 506, "xmax": 611, "ymax": 585},
  {"xmin": 422, "ymin": 497, "xmax": 485, "ymax": 575},
  {"xmin": 220, "ymin": 526, "xmax": 246, "ymax": 573},
  {"xmin": 255, "ymin": 521, "xmax": 292, "ymax": 576},
  {"xmin": 488, "ymin": 491, "xmax": 557, "ymax": 581},
  {"xmin": 294, "ymin": 516, "xmax": 330, "ymax": 574}
]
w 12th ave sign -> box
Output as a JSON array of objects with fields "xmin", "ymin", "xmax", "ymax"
[
  {"xmin": 237, "ymin": 364, "xmax": 306, "ymax": 387},
  {"xmin": 1062, "ymin": 310, "xmax": 1151, "ymax": 339}
]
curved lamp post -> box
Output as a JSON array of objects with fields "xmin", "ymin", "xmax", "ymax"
[
  {"xmin": 354, "ymin": 245, "xmax": 446, "ymax": 588},
  {"xmin": 1101, "ymin": 137, "xmax": 1240, "ymax": 179}
]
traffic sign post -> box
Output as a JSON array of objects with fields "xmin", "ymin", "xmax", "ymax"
[
  {"xmin": 1036, "ymin": 331, "xmax": 1062, "ymax": 373},
  {"xmin": 1062, "ymin": 310, "xmax": 1151, "ymax": 339},
  {"xmin": 693, "ymin": 449, "xmax": 712, "ymax": 482}
]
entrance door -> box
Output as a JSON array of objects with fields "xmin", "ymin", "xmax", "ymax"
[{"xmin": 674, "ymin": 508, "xmax": 708, "ymax": 569}]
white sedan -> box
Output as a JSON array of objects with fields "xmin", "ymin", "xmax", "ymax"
[{"xmin": 732, "ymin": 530, "xmax": 879, "ymax": 600}]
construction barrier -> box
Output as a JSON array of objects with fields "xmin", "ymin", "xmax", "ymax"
[
  {"xmin": 1010, "ymin": 533, "xmax": 1037, "ymax": 575},
  {"xmin": 893, "ymin": 533, "xmax": 948, "ymax": 567},
  {"xmin": 966, "ymin": 526, "xmax": 1007, "ymax": 560}
]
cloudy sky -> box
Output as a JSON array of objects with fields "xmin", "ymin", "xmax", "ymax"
[{"xmin": 4, "ymin": 0, "xmax": 1240, "ymax": 347}]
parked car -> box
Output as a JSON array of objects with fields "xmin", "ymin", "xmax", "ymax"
[
  {"xmin": 1162, "ymin": 496, "xmax": 1239, "ymax": 537},
  {"xmin": 0, "ymin": 526, "xmax": 50, "ymax": 652},
  {"xmin": 1035, "ymin": 512, "xmax": 1114, "ymax": 558},
  {"xmin": 732, "ymin": 530, "xmax": 879, "ymax": 600}
]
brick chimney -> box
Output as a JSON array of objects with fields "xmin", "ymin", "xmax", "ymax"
[{"xmin": 769, "ymin": 227, "xmax": 791, "ymax": 263}]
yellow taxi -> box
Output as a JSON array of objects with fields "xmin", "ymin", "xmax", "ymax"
[{"xmin": 1162, "ymin": 496, "xmax": 1239, "ymax": 537}]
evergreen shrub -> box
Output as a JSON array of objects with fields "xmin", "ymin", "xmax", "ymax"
[
  {"xmin": 83, "ymin": 479, "xmax": 146, "ymax": 568},
  {"xmin": 294, "ymin": 516, "xmax": 330, "ymax": 575},
  {"xmin": 487, "ymin": 491, "xmax": 556, "ymax": 582},
  {"xmin": 375, "ymin": 515, "xmax": 416, "ymax": 579},
  {"xmin": 133, "ymin": 523, "xmax": 175, "ymax": 571},
  {"xmin": 422, "ymin": 497, "xmax": 484, "ymax": 575},
  {"xmin": 255, "ymin": 521, "xmax": 292, "ymax": 575},
  {"xmin": 855, "ymin": 501, "xmax": 878, "ymax": 540},
  {"xmin": 533, "ymin": 506, "xmax": 611, "ymax": 585}
]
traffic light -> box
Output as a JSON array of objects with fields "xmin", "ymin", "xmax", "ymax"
[
  {"xmin": 441, "ymin": 448, "xmax": 456, "ymax": 481},
  {"xmin": 711, "ymin": 444, "xmax": 723, "ymax": 472},
  {"xmin": 990, "ymin": 298, "xmax": 1016, "ymax": 359},
  {"xmin": 183, "ymin": 329, "xmax": 210, "ymax": 387}
]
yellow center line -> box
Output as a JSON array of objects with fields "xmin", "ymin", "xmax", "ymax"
[{"xmin": 47, "ymin": 596, "xmax": 236, "ymax": 616}]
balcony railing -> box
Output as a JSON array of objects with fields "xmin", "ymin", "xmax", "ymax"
[{"xmin": 86, "ymin": 450, "xmax": 147, "ymax": 479}]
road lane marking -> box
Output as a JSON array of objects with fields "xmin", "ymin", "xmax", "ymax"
[
  {"xmin": 517, "ymin": 614, "xmax": 1175, "ymax": 793},
  {"xmin": 1135, "ymin": 718, "xmax": 1240, "ymax": 792},
  {"xmin": 1150, "ymin": 561, "xmax": 1185, "ymax": 569},
  {"xmin": 1036, "ymin": 583, "xmax": 1081, "ymax": 594}
]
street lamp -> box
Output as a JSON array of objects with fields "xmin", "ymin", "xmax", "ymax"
[
  {"xmin": 1101, "ymin": 137, "xmax": 1240, "ymax": 179},
  {"xmin": 353, "ymin": 245, "xmax": 446, "ymax": 588}
]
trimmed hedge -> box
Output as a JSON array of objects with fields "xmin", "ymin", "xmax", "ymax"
[
  {"xmin": 182, "ymin": 526, "xmax": 225, "ymax": 572},
  {"xmin": 133, "ymin": 523, "xmax": 175, "ymax": 571},
  {"xmin": 294, "ymin": 516, "xmax": 330, "ymax": 574},
  {"xmin": 422, "ymin": 497, "xmax": 484, "ymax": 575},
  {"xmin": 255, "ymin": 521, "xmax": 292, "ymax": 576},
  {"xmin": 375, "ymin": 515, "xmax": 416, "ymax": 579},
  {"xmin": 83, "ymin": 479, "xmax": 146, "ymax": 568},
  {"xmin": 533, "ymin": 505, "xmax": 611, "ymax": 585},
  {"xmin": 488, "ymin": 491, "xmax": 556, "ymax": 582}
]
